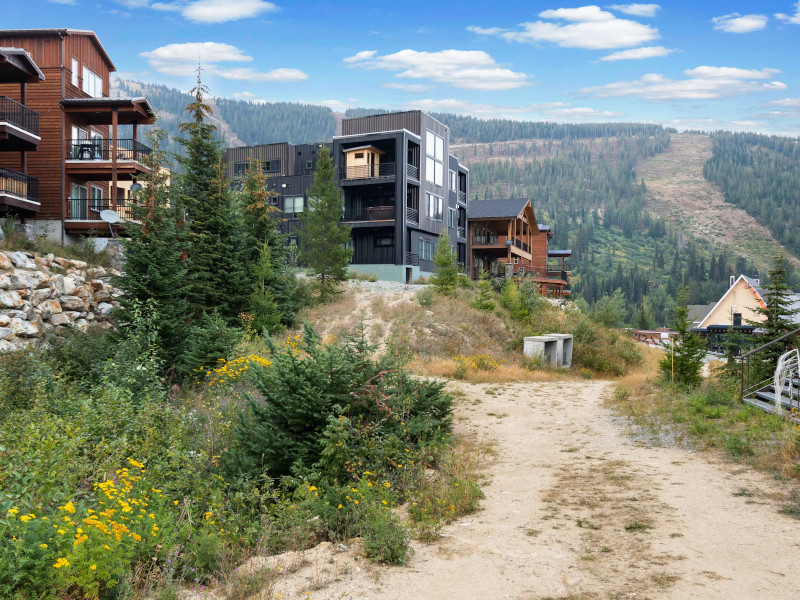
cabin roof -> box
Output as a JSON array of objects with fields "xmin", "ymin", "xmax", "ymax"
[
  {"xmin": 688, "ymin": 303, "xmax": 716, "ymax": 324},
  {"xmin": 343, "ymin": 144, "xmax": 385, "ymax": 154},
  {"xmin": 0, "ymin": 47, "xmax": 45, "ymax": 81},
  {"xmin": 468, "ymin": 197, "xmax": 530, "ymax": 219}
]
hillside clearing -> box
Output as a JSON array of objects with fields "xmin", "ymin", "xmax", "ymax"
[
  {"xmin": 230, "ymin": 379, "xmax": 800, "ymax": 600},
  {"xmin": 635, "ymin": 133, "xmax": 794, "ymax": 270}
]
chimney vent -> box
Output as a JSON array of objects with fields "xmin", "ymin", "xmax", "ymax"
[
  {"xmin": 730, "ymin": 275, "xmax": 735, "ymax": 288},
  {"xmin": 754, "ymin": 279, "xmax": 760, "ymax": 286}
]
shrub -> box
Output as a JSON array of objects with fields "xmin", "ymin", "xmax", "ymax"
[
  {"xmin": 362, "ymin": 507, "xmax": 410, "ymax": 565},
  {"xmin": 416, "ymin": 287, "xmax": 435, "ymax": 306}
]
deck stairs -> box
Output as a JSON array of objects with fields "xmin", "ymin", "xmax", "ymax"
[{"xmin": 741, "ymin": 346, "xmax": 800, "ymax": 422}]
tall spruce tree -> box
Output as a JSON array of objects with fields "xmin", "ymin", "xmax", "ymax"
[
  {"xmin": 749, "ymin": 254, "xmax": 800, "ymax": 367},
  {"xmin": 299, "ymin": 146, "xmax": 351, "ymax": 295},
  {"xmin": 115, "ymin": 126, "xmax": 190, "ymax": 372},
  {"xmin": 175, "ymin": 72, "xmax": 250, "ymax": 322},
  {"xmin": 660, "ymin": 283, "xmax": 707, "ymax": 387},
  {"xmin": 431, "ymin": 230, "xmax": 458, "ymax": 295}
]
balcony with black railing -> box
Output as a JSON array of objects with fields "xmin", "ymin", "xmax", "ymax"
[
  {"xmin": 457, "ymin": 190, "xmax": 467, "ymax": 204},
  {"xmin": 406, "ymin": 207, "xmax": 419, "ymax": 225},
  {"xmin": 457, "ymin": 226, "xmax": 466, "ymax": 239},
  {"xmin": 66, "ymin": 138, "xmax": 152, "ymax": 163},
  {"xmin": 65, "ymin": 197, "xmax": 134, "ymax": 221},
  {"xmin": 406, "ymin": 163, "xmax": 419, "ymax": 181},
  {"xmin": 341, "ymin": 162, "xmax": 396, "ymax": 182},
  {"xmin": 342, "ymin": 205, "xmax": 396, "ymax": 223},
  {"xmin": 0, "ymin": 168, "xmax": 40, "ymax": 208},
  {"xmin": 351, "ymin": 245, "xmax": 396, "ymax": 265},
  {"xmin": 0, "ymin": 97, "xmax": 41, "ymax": 150}
]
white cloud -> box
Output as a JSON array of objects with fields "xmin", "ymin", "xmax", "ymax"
[
  {"xmin": 114, "ymin": 0, "xmax": 278, "ymax": 23},
  {"xmin": 712, "ymin": 13, "xmax": 769, "ymax": 33},
  {"xmin": 775, "ymin": 2, "xmax": 800, "ymax": 24},
  {"xmin": 607, "ymin": 4, "xmax": 660, "ymax": 17},
  {"xmin": 581, "ymin": 66, "xmax": 786, "ymax": 100},
  {"xmin": 383, "ymin": 83, "xmax": 430, "ymax": 92},
  {"xmin": 471, "ymin": 5, "xmax": 659, "ymax": 50},
  {"xmin": 767, "ymin": 97, "xmax": 800, "ymax": 107},
  {"xmin": 343, "ymin": 49, "xmax": 530, "ymax": 90},
  {"xmin": 600, "ymin": 46, "xmax": 675, "ymax": 61},
  {"xmin": 49, "ymin": 0, "xmax": 77, "ymax": 4},
  {"xmin": 763, "ymin": 97, "xmax": 800, "ymax": 119},
  {"xmin": 141, "ymin": 42, "xmax": 307, "ymax": 82}
]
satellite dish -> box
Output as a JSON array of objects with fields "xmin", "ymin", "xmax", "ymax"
[
  {"xmin": 100, "ymin": 209, "xmax": 120, "ymax": 238},
  {"xmin": 100, "ymin": 210, "xmax": 120, "ymax": 224},
  {"xmin": 130, "ymin": 182, "xmax": 143, "ymax": 194}
]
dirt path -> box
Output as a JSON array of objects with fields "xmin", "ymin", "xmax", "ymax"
[
  {"xmin": 258, "ymin": 379, "xmax": 800, "ymax": 600},
  {"xmin": 635, "ymin": 133, "xmax": 796, "ymax": 270}
]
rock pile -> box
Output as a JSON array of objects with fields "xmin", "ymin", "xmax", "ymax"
[{"xmin": 0, "ymin": 250, "xmax": 122, "ymax": 352}]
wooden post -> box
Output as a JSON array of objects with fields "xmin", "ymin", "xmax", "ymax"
[
  {"xmin": 20, "ymin": 81, "xmax": 26, "ymax": 173},
  {"xmin": 111, "ymin": 108, "xmax": 118, "ymax": 212}
]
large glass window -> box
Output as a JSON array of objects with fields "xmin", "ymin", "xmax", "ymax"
[
  {"xmin": 448, "ymin": 207, "xmax": 456, "ymax": 228},
  {"xmin": 419, "ymin": 238, "xmax": 434, "ymax": 261},
  {"xmin": 71, "ymin": 58, "xmax": 79, "ymax": 87},
  {"xmin": 427, "ymin": 192, "xmax": 443, "ymax": 221},
  {"xmin": 450, "ymin": 170, "xmax": 457, "ymax": 191},
  {"xmin": 425, "ymin": 130, "xmax": 445, "ymax": 187},
  {"xmin": 285, "ymin": 196, "xmax": 304, "ymax": 214},
  {"xmin": 233, "ymin": 162, "xmax": 247, "ymax": 176},
  {"xmin": 82, "ymin": 66, "xmax": 103, "ymax": 98}
]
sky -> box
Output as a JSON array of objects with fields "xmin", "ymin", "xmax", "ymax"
[{"xmin": 5, "ymin": 1, "xmax": 800, "ymax": 135}]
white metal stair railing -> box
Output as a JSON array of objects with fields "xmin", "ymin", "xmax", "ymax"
[{"xmin": 773, "ymin": 349, "xmax": 800, "ymax": 413}]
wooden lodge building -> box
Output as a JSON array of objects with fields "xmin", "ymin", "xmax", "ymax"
[
  {"xmin": 468, "ymin": 197, "xmax": 571, "ymax": 298},
  {"xmin": 0, "ymin": 29, "xmax": 155, "ymax": 242}
]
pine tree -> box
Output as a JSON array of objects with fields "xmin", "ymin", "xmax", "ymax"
[
  {"xmin": 749, "ymin": 254, "xmax": 800, "ymax": 367},
  {"xmin": 299, "ymin": 146, "xmax": 351, "ymax": 296},
  {"xmin": 174, "ymin": 72, "xmax": 250, "ymax": 322},
  {"xmin": 250, "ymin": 241, "xmax": 283, "ymax": 335},
  {"xmin": 115, "ymin": 126, "xmax": 190, "ymax": 372},
  {"xmin": 660, "ymin": 284, "xmax": 707, "ymax": 387},
  {"xmin": 470, "ymin": 268, "xmax": 496, "ymax": 311},
  {"xmin": 430, "ymin": 230, "xmax": 458, "ymax": 295}
]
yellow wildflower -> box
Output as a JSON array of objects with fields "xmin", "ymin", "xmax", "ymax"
[
  {"xmin": 53, "ymin": 558, "xmax": 69, "ymax": 569},
  {"xmin": 89, "ymin": 564, "xmax": 97, "ymax": 571}
]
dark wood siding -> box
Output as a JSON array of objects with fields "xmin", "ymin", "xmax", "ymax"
[
  {"xmin": 342, "ymin": 111, "xmax": 422, "ymax": 136},
  {"xmin": 64, "ymin": 35, "xmax": 111, "ymax": 98}
]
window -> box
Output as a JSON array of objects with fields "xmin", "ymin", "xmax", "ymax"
[
  {"xmin": 427, "ymin": 192, "xmax": 443, "ymax": 221},
  {"xmin": 263, "ymin": 160, "xmax": 281, "ymax": 173},
  {"xmin": 234, "ymin": 162, "xmax": 247, "ymax": 176},
  {"xmin": 448, "ymin": 207, "xmax": 456, "ymax": 228},
  {"xmin": 71, "ymin": 58, "xmax": 79, "ymax": 87},
  {"xmin": 285, "ymin": 196, "xmax": 304, "ymax": 214},
  {"xmin": 425, "ymin": 130, "xmax": 445, "ymax": 186},
  {"xmin": 419, "ymin": 238, "xmax": 434, "ymax": 261},
  {"xmin": 375, "ymin": 236, "xmax": 394, "ymax": 247},
  {"xmin": 305, "ymin": 160, "xmax": 313, "ymax": 170},
  {"xmin": 354, "ymin": 152, "xmax": 364, "ymax": 159},
  {"xmin": 90, "ymin": 185, "xmax": 103, "ymax": 214},
  {"xmin": 450, "ymin": 170, "xmax": 457, "ymax": 191},
  {"xmin": 82, "ymin": 66, "xmax": 103, "ymax": 98},
  {"xmin": 289, "ymin": 235, "xmax": 298, "ymax": 246}
]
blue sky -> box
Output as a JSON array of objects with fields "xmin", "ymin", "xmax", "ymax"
[{"xmin": 7, "ymin": 1, "xmax": 800, "ymax": 135}]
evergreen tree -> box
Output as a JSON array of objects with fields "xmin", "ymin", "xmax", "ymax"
[
  {"xmin": 749, "ymin": 254, "xmax": 800, "ymax": 366},
  {"xmin": 635, "ymin": 296, "xmax": 656, "ymax": 330},
  {"xmin": 470, "ymin": 268, "xmax": 496, "ymax": 311},
  {"xmin": 299, "ymin": 146, "xmax": 351, "ymax": 295},
  {"xmin": 175, "ymin": 72, "xmax": 250, "ymax": 322},
  {"xmin": 660, "ymin": 284, "xmax": 706, "ymax": 387},
  {"xmin": 430, "ymin": 230, "xmax": 458, "ymax": 295},
  {"xmin": 250, "ymin": 241, "xmax": 283, "ymax": 335},
  {"xmin": 180, "ymin": 311, "xmax": 242, "ymax": 379},
  {"xmin": 115, "ymin": 126, "xmax": 190, "ymax": 372}
]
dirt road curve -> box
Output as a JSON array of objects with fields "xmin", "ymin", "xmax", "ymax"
[{"xmin": 261, "ymin": 380, "xmax": 800, "ymax": 600}]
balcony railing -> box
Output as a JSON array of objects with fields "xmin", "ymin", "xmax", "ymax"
[
  {"xmin": 341, "ymin": 162, "xmax": 396, "ymax": 180},
  {"xmin": 406, "ymin": 164, "xmax": 419, "ymax": 181},
  {"xmin": 473, "ymin": 234, "xmax": 500, "ymax": 245},
  {"xmin": 457, "ymin": 226, "xmax": 466, "ymax": 239},
  {"xmin": 0, "ymin": 168, "xmax": 39, "ymax": 202},
  {"xmin": 65, "ymin": 198, "xmax": 134, "ymax": 221},
  {"xmin": 0, "ymin": 97, "xmax": 40, "ymax": 136},
  {"xmin": 457, "ymin": 190, "xmax": 467, "ymax": 203},
  {"xmin": 406, "ymin": 252, "xmax": 419, "ymax": 266},
  {"xmin": 66, "ymin": 139, "xmax": 152, "ymax": 162},
  {"xmin": 514, "ymin": 238, "xmax": 529, "ymax": 253},
  {"xmin": 406, "ymin": 207, "xmax": 419, "ymax": 225},
  {"xmin": 351, "ymin": 245, "xmax": 395, "ymax": 265},
  {"xmin": 343, "ymin": 205, "xmax": 396, "ymax": 222}
]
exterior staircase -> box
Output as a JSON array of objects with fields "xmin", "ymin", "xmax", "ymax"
[{"xmin": 740, "ymin": 329, "xmax": 800, "ymax": 421}]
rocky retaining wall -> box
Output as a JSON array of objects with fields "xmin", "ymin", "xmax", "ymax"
[{"xmin": 0, "ymin": 250, "xmax": 122, "ymax": 352}]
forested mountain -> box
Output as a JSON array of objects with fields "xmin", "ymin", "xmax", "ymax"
[
  {"xmin": 704, "ymin": 132, "xmax": 800, "ymax": 256},
  {"xmin": 116, "ymin": 81, "xmax": 781, "ymax": 325}
]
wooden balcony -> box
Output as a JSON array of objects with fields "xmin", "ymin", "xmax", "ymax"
[
  {"xmin": 64, "ymin": 197, "xmax": 135, "ymax": 234},
  {"xmin": 0, "ymin": 96, "xmax": 40, "ymax": 151},
  {"xmin": 0, "ymin": 168, "xmax": 39, "ymax": 213},
  {"xmin": 65, "ymin": 138, "xmax": 151, "ymax": 178},
  {"xmin": 341, "ymin": 162, "xmax": 396, "ymax": 184}
]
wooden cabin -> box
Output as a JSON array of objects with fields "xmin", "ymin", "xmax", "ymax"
[
  {"xmin": 468, "ymin": 197, "xmax": 571, "ymax": 298},
  {"xmin": 343, "ymin": 145, "xmax": 386, "ymax": 180}
]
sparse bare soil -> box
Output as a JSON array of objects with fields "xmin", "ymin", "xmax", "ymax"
[
  {"xmin": 636, "ymin": 133, "xmax": 796, "ymax": 269},
  {"xmin": 227, "ymin": 379, "xmax": 800, "ymax": 600}
]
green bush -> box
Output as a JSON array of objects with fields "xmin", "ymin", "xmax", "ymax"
[
  {"xmin": 417, "ymin": 287, "xmax": 435, "ymax": 306},
  {"xmin": 362, "ymin": 507, "xmax": 410, "ymax": 565}
]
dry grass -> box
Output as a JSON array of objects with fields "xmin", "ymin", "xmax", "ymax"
[
  {"xmin": 408, "ymin": 356, "xmax": 562, "ymax": 383},
  {"xmin": 612, "ymin": 345, "xmax": 662, "ymax": 394}
]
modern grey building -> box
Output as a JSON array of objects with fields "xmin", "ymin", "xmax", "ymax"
[{"xmin": 223, "ymin": 110, "xmax": 468, "ymax": 283}]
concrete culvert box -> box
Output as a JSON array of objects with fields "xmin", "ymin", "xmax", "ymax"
[{"xmin": 523, "ymin": 334, "xmax": 573, "ymax": 368}]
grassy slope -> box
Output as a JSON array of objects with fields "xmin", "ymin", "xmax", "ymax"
[{"xmin": 636, "ymin": 133, "xmax": 798, "ymax": 271}]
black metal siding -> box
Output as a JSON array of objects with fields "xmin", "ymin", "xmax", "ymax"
[
  {"xmin": 223, "ymin": 142, "xmax": 292, "ymax": 179},
  {"xmin": 342, "ymin": 110, "xmax": 422, "ymax": 136}
]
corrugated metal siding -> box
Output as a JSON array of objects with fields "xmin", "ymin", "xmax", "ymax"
[
  {"xmin": 342, "ymin": 111, "xmax": 421, "ymax": 136},
  {"xmin": 223, "ymin": 143, "xmax": 292, "ymax": 178}
]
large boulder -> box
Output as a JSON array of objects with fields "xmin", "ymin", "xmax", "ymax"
[
  {"xmin": 10, "ymin": 317, "xmax": 39, "ymax": 338},
  {"xmin": 49, "ymin": 312, "xmax": 72, "ymax": 326},
  {"xmin": 30, "ymin": 288, "xmax": 51, "ymax": 306},
  {"xmin": 60, "ymin": 295, "xmax": 86, "ymax": 311},
  {"xmin": 0, "ymin": 290, "xmax": 24, "ymax": 309},
  {"xmin": 38, "ymin": 299, "xmax": 62, "ymax": 319},
  {"xmin": 9, "ymin": 251, "xmax": 35, "ymax": 269},
  {"xmin": 0, "ymin": 253, "xmax": 12, "ymax": 270},
  {"xmin": 0, "ymin": 270, "xmax": 37, "ymax": 290}
]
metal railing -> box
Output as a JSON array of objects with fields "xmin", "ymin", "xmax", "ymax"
[
  {"xmin": 0, "ymin": 97, "xmax": 39, "ymax": 136},
  {"xmin": 406, "ymin": 164, "xmax": 419, "ymax": 180},
  {"xmin": 473, "ymin": 234, "xmax": 500, "ymax": 245},
  {"xmin": 739, "ymin": 328, "xmax": 800, "ymax": 402},
  {"xmin": 514, "ymin": 238, "xmax": 529, "ymax": 253},
  {"xmin": 342, "ymin": 205, "xmax": 396, "ymax": 222},
  {"xmin": 457, "ymin": 226, "xmax": 466, "ymax": 239},
  {"xmin": 65, "ymin": 197, "xmax": 134, "ymax": 221},
  {"xmin": 341, "ymin": 162, "xmax": 396, "ymax": 180},
  {"xmin": 66, "ymin": 138, "xmax": 152, "ymax": 162},
  {"xmin": 0, "ymin": 168, "xmax": 39, "ymax": 202},
  {"xmin": 406, "ymin": 207, "xmax": 419, "ymax": 224},
  {"xmin": 457, "ymin": 190, "xmax": 467, "ymax": 203},
  {"xmin": 406, "ymin": 252, "xmax": 419, "ymax": 266},
  {"xmin": 351, "ymin": 246, "xmax": 395, "ymax": 265}
]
